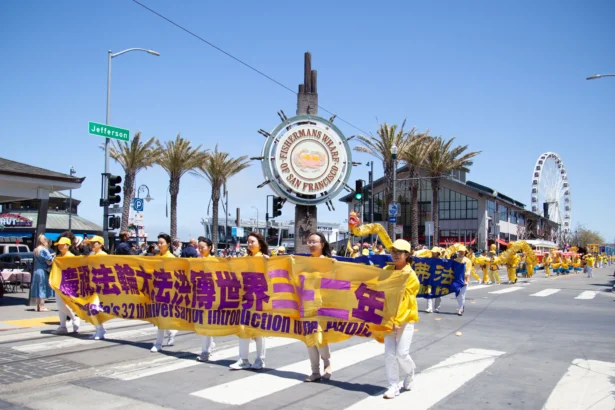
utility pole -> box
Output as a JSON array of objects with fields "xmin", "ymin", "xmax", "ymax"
[
  {"xmin": 68, "ymin": 166, "xmax": 76, "ymax": 231},
  {"xmin": 294, "ymin": 52, "xmax": 318, "ymax": 254}
]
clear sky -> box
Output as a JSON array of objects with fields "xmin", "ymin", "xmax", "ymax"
[{"xmin": 1, "ymin": 0, "xmax": 613, "ymax": 241}]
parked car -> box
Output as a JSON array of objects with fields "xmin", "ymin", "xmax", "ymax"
[
  {"xmin": 0, "ymin": 244, "xmax": 31, "ymax": 255},
  {"xmin": 0, "ymin": 252, "xmax": 34, "ymax": 272}
]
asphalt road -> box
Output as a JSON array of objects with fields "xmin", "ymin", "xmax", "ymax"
[{"xmin": 0, "ymin": 267, "xmax": 613, "ymax": 410}]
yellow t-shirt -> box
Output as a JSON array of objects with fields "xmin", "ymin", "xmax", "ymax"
[
  {"xmin": 93, "ymin": 250, "xmax": 108, "ymax": 256},
  {"xmin": 456, "ymin": 256, "xmax": 472, "ymax": 277},
  {"xmin": 384, "ymin": 263, "xmax": 419, "ymax": 325},
  {"xmin": 59, "ymin": 251, "xmax": 75, "ymax": 257},
  {"xmin": 160, "ymin": 250, "xmax": 175, "ymax": 258}
]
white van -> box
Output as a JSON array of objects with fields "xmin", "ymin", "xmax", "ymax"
[{"xmin": 0, "ymin": 244, "xmax": 31, "ymax": 255}]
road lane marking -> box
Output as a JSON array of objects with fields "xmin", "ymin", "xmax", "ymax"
[
  {"xmin": 489, "ymin": 287, "xmax": 523, "ymax": 295},
  {"xmin": 346, "ymin": 348, "xmax": 506, "ymax": 410},
  {"xmin": 574, "ymin": 291, "xmax": 598, "ymax": 300},
  {"xmin": 109, "ymin": 337, "xmax": 299, "ymax": 381},
  {"xmin": 191, "ymin": 340, "xmax": 382, "ymax": 405},
  {"xmin": 530, "ymin": 289, "xmax": 561, "ymax": 297},
  {"xmin": 467, "ymin": 285, "xmax": 494, "ymax": 291},
  {"xmin": 542, "ymin": 359, "xmax": 615, "ymax": 410}
]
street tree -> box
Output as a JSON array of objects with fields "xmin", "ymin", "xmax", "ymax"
[
  {"xmin": 196, "ymin": 145, "xmax": 251, "ymax": 248},
  {"xmin": 108, "ymin": 132, "xmax": 161, "ymax": 232},
  {"xmin": 424, "ymin": 137, "xmax": 480, "ymax": 245},
  {"xmin": 156, "ymin": 134, "xmax": 208, "ymax": 239}
]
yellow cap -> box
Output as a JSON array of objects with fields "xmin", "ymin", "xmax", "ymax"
[
  {"xmin": 85, "ymin": 235, "xmax": 104, "ymax": 244},
  {"xmin": 430, "ymin": 247, "xmax": 441, "ymax": 254},
  {"xmin": 54, "ymin": 237, "xmax": 72, "ymax": 246},
  {"xmin": 458, "ymin": 245, "xmax": 468, "ymax": 252},
  {"xmin": 277, "ymin": 246, "xmax": 286, "ymax": 252},
  {"xmin": 353, "ymin": 245, "xmax": 359, "ymax": 250},
  {"xmin": 391, "ymin": 239, "xmax": 411, "ymax": 253}
]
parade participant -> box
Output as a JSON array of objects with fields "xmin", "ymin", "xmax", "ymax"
[
  {"xmin": 544, "ymin": 251, "xmax": 553, "ymax": 278},
  {"xmin": 469, "ymin": 249, "xmax": 482, "ymax": 283},
  {"xmin": 351, "ymin": 245, "xmax": 361, "ymax": 258},
  {"xmin": 586, "ymin": 253, "xmax": 595, "ymax": 278},
  {"xmin": 85, "ymin": 235, "xmax": 108, "ymax": 339},
  {"xmin": 229, "ymin": 232, "xmax": 268, "ymax": 370},
  {"xmin": 196, "ymin": 237, "xmax": 216, "ymax": 362},
  {"xmin": 382, "ymin": 239, "xmax": 419, "ymax": 399},
  {"xmin": 277, "ymin": 246, "xmax": 286, "ymax": 255},
  {"xmin": 375, "ymin": 243, "xmax": 386, "ymax": 255},
  {"xmin": 29, "ymin": 234, "xmax": 54, "ymax": 312},
  {"xmin": 361, "ymin": 242, "xmax": 370, "ymax": 256},
  {"xmin": 455, "ymin": 246, "xmax": 472, "ymax": 316},
  {"xmin": 425, "ymin": 247, "xmax": 442, "ymax": 313},
  {"xmin": 506, "ymin": 251, "xmax": 519, "ymax": 284},
  {"xmin": 479, "ymin": 250, "xmax": 490, "ymax": 283},
  {"xmin": 53, "ymin": 237, "xmax": 80, "ymax": 334},
  {"xmin": 488, "ymin": 251, "xmax": 500, "ymax": 284},
  {"xmin": 303, "ymin": 232, "xmax": 334, "ymax": 382},
  {"xmin": 151, "ymin": 233, "xmax": 179, "ymax": 352}
]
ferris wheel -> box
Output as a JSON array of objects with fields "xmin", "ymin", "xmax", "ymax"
[{"xmin": 531, "ymin": 152, "xmax": 571, "ymax": 233}]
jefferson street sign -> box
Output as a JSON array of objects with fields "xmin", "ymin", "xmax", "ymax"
[{"xmin": 89, "ymin": 122, "xmax": 130, "ymax": 142}]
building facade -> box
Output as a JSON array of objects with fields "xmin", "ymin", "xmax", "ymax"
[{"xmin": 340, "ymin": 166, "xmax": 559, "ymax": 250}]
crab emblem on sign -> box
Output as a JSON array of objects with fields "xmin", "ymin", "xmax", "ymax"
[{"xmin": 258, "ymin": 115, "xmax": 352, "ymax": 206}]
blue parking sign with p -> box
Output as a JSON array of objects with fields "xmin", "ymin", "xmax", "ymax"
[{"xmin": 133, "ymin": 198, "xmax": 144, "ymax": 212}]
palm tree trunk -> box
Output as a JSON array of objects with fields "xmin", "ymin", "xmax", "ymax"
[
  {"xmin": 120, "ymin": 173, "xmax": 135, "ymax": 232},
  {"xmin": 409, "ymin": 169, "xmax": 419, "ymax": 250},
  {"xmin": 211, "ymin": 184, "xmax": 221, "ymax": 249},
  {"xmin": 431, "ymin": 177, "xmax": 441, "ymax": 246},
  {"xmin": 169, "ymin": 177, "xmax": 180, "ymax": 239}
]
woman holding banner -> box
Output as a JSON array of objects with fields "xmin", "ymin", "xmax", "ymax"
[
  {"xmin": 304, "ymin": 232, "xmax": 334, "ymax": 382},
  {"xmin": 53, "ymin": 236, "xmax": 81, "ymax": 334},
  {"xmin": 151, "ymin": 233, "xmax": 179, "ymax": 353},
  {"xmin": 196, "ymin": 237, "xmax": 216, "ymax": 362},
  {"xmin": 425, "ymin": 247, "xmax": 442, "ymax": 313},
  {"xmin": 84, "ymin": 235, "xmax": 109, "ymax": 340},
  {"xmin": 382, "ymin": 239, "xmax": 419, "ymax": 399},
  {"xmin": 229, "ymin": 232, "xmax": 269, "ymax": 370}
]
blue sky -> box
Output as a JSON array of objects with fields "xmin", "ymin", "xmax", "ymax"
[{"xmin": 1, "ymin": 0, "xmax": 613, "ymax": 240}]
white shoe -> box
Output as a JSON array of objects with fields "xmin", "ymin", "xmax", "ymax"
[
  {"xmin": 196, "ymin": 353, "xmax": 210, "ymax": 362},
  {"xmin": 151, "ymin": 344, "xmax": 162, "ymax": 353},
  {"xmin": 435, "ymin": 308, "xmax": 440, "ymax": 313},
  {"xmin": 167, "ymin": 335, "xmax": 176, "ymax": 346},
  {"xmin": 425, "ymin": 308, "xmax": 433, "ymax": 313},
  {"xmin": 402, "ymin": 372, "xmax": 414, "ymax": 390},
  {"xmin": 252, "ymin": 358, "xmax": 265, "ymax": 370},
  {"xmin": 229, "ymin": 359, "xmax": 251, "ymax": 370},
  {"xmin": 89, "ymin": 330, "xmax": 105, "ymax": 340},
  {"xmin": 72, "ymin": 317, "xmax": 80, "ymax": 333},
  {"xmin": 383, "ymin": 387, "xmax": 399, "ymax": 399},
  {"xmin": 53, "ymin": 326, "xmax": 68, "ymax": 334}
]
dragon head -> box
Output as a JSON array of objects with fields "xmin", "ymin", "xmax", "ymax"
[{"xmin": 348, "ymin": 211, "xmax": 361, "ymax": 227}]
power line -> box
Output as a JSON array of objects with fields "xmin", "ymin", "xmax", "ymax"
[{"xmin": 131, "ymin": 0, "xmax": 371, "ymax": 136}]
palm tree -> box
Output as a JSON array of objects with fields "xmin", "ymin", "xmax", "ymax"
[
  {"xmin": 156, "ymin": 134, "xmax": 208, "ymax": 239},
  {"xmin": 108, "ymin": 132, "xmax": 161, "ymax": 232},
  {"xmin": 399, "ymin": 133, "xmax": 435, "ymax": 249},
  {"xmin": 196, "ymin": 145, "xmax": 251, "ymax": 248},
  {"xmin": 354, "ymin": 121, "xmax": 414, "ymax": 239},
  {"xmin": 424, "ymin": 137, "xmax": 480, "ymax": 245}
]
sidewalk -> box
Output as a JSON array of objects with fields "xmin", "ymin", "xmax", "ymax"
[{"xmin": 0, "ymin": 290, "xmax": 61, "ymax": 331}]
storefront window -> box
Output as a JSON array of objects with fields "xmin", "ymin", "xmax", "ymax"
[{"xmin": 498, "ymin": 204, "xmax": 508, "ymax": 222}]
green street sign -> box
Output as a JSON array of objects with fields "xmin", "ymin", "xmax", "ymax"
[{"xmin": 89, "ymin": 121, "xmax": 130, "ymax": 142}]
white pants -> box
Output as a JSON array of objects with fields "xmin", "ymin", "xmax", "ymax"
[
  {"xmin": 95, "ymin": 324, "xmax": 105, "ymax": 337},
  {"xmin": 57, "ymin": 297, "xmax": 77, "ymax": 327},
  {"xmin": 155, "ymin": 329, "xmax": 178, "ymax": 346},
  {"xmin": 426, "ymin": 298, "xmax": 441, "ymax": 311},
  {"xmin": 587, "ymin": 267, "xmax": 593, "ymax": 278},
  {"xmin": 307, "ymin": 345, "xmax": 331, "ymax": 374},
  {"xmin": 239, "ymin": 337, "xmax": 265, "ymax": 361},
  {"xmin": 201, "ymin": 336, "xmax": 215, "ymax": 355},
  {"xmin": 457, "ymin": 285, "xmax": 467, "ymax": 310},
  {"xmin": 384, "ymin": 323, "xmax": 416, "ymax": 389}
]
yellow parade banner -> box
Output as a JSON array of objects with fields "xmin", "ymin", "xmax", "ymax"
[{"xmin": 49, "ymin": 255, "xmax": 409, "ymax": 346}]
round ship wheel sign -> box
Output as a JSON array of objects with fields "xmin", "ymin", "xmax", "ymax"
[{"xmin": 261, "ymin": 115, "xmax": 352, "ymax": 206}]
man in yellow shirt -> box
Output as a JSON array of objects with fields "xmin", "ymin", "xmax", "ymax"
[
  {"xmin": 455, "ymin": 245, "xmax": 472, "ymax": 316},
  {"xmin": 586, "ymin": 254, "xmax": 595, "ymax": 278}
]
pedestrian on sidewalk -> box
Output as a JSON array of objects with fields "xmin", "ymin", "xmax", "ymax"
[
  {"xmin": 151, "ymin": 233, "xmax": 178, "ymax": 352},
  {"xmin": 29, "ymin": 234, "xmax": 54, "ymax": 312},
  {"xmin": 382, "ymin": 239, "xmax": 419, "ymax": 399}
]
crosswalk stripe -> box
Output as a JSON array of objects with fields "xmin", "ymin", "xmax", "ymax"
[
  {"xmin": 574, "ymin": 291, "xmax": 598, "ymax": 300},
  {"xmin": 542, "ymin": 359, "xmax": 615, "ymax": 410},
  {"xmin": 190, "ymin": 340, "xmax": 382, "ymax": 405},
  {"xmin": 530, "ymin": 289, "xmax": 561, "ymax": 297},
  {"xmin": 346, "ymin": 348, "xmax": 506, "ymax": 410},
  {"xmin": 489, "ymin": 287, "xmax": 523, "ymax": 295},
  {"xmin": 108, "ymin": 337, "xmax": 299, "ymax": 381},
  {"xmin": 12, "ymin": 326, "xmax": 159, "ymax": 353},
  {"xmin": 467, "ymin": 285, "xmax": 494, "ymax": 291}
]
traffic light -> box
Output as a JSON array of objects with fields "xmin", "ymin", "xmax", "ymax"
[
  {"xmin": 273, "ymin": 196, "xmax": 284, "ymax": 217},
  {"xmin": 354, "ymin": 180, "xmax": 363, "ymax": 200},
  {"xmin": 109, "ymin": 215, "xmax": 121, "ymax": 230},
  {"xmin": 107, "ymin": 175, "xmax": 122, "ymax": 205}
]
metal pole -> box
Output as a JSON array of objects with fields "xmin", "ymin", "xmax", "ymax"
[
  {"xmin": 369, "ymin": 161, "xmax": 374, "ymax": 244},
  {"xmin": 68, "ymin": 166, "xmax": 75, "ymax": 231},
  {"xmin": 135, "ymin": 186, "xmax": 140, "ymax": 249},
  {"xmin": 102, "ymin": 50, "xmax": 112, "ymax": 247},
  {"xmin": 392, "ymin": 159, "xmax": 397, "ymax": 241},
  {"xmin": 225, "ymin": 190, "xmax": 229, "ymax": 250}
]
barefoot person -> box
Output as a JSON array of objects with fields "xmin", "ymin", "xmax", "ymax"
[
  {"xmin": 151, "ymin": 233, "xmax": 179, "ymax": 352},
  {"xmin": 382, "ymin": 239, "xmax": 419, "ymax": 399}
]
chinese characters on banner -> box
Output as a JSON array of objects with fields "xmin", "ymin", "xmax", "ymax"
[
  {"xmin": 412, "ymin": 257, "xmax": 466, "ymax": 299},
  {"xmin": 49, "ymin": 256, "xmax": 409, "ymax": 347}
]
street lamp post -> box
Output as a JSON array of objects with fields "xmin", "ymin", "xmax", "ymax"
[
  {"xmin": 586, "ymin": 74, "xmax": 615, "ymax": 80},
  {"xmin": 390, "ymin": 145, "xmax": 398, "ymax": 241},
  {"xmin": 68, "ymin": 166, "xmax": 76, "ymax": 231},
  {"xmin": 103, "ymin": 48, "xmax": 160, "ymax": 247},
  {"xmin": 366, "ymin": 161, "xmax": 374, "ymax": 243},
  {"xmin": 251, "ymin": 206, "xmax": 259, "ymax": 234},
  {"xmin": 135, "ymin": 184, "xmax": 152, "ymax": 248}
]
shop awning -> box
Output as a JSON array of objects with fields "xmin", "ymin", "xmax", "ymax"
[
  {"xmin": 496, "ymin": 238, "xmax": 508, "ymax": 246},
  {"xmin": 0, "ymin": 232, "xmax": 32, "ymax": 238}
]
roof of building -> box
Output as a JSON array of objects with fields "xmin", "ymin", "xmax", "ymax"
[{"xmin": 0, "ymin": 157, "xmax": 84, "ymax": 184}]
